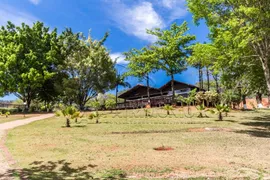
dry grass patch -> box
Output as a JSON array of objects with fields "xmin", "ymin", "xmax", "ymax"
[{"xmin": 4, "ymin": 108, "xmax": 270, "ymax": 179}]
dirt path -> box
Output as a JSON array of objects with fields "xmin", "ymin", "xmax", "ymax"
[{"xmin": 0, "ymin": 114, "xmax": 54, "ymax": 179}]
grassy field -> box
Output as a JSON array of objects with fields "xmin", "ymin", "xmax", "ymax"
[
  {"xmin": 0, "ymin": 114, "xmax": 41, "ymax": 124},
  {"xmin": 4, "ymin": 107, "xmax": 270, "ymax": 179}
]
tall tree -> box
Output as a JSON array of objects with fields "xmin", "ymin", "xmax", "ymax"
[
  {"xmin": 0, "ymin": 21, "xmax": 62, "ymax": 109},
  {"xmin": 188, "ymin": 43, "xmax": 219, "ymax": 91},
  {"xmin": 124, "ymin": 47, "xmax": 157, "ymax": 104},
  {"xmin": 147, "ymin": 22, "xmax": 196, "ymax": 103},
  {"xmin": 63, "ymin": 32, "xmax": 116, "ymax": 110},
  {"xmin": 187, "ymin": 0, "xmax": 270, "ymax": 103}
]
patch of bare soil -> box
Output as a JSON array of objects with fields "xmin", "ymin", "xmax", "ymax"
[
  {"xmin": 153, "ymin": 146, "xmax": 174, "ymax": 151},
  {"xmin": 188, "ymin": 127, "xmax": 232, "ymax": 132}
]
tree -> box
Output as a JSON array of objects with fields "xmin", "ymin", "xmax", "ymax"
[
  {"xmin": 188, "ymin": 43, "xmax": 221, "ymax": 92},
  {"xmin": 63, "ymin": 32, "xmax": 116, "ymax": 110},
  {"xmin": 147, "ymin": 22, "xmax": 196, "ymax": 103},
  {"xmin": 114, "ymin": 74, "xmax": 131, "ymax": 106},
  {"xmin": 187, "ymin": 0, "xmax": 270, "ymax": 104},
  {"xmin": 0, "ymin": 21, "xmax": 63, "ymax": 110},
  {"xmin": 124, "ymin": 47, "xmax": 157, "ymax": 104}
]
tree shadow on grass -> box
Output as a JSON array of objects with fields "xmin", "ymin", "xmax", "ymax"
[
  {"xmin": 236, "ymin": 114, "xmax": 270, "ymax": 138},
  {"xmin": 236, "ymin": 129, "xmax": 270, "ymax": 138},
  {"xmin": 0, "ymin": 160, "xmax": 97, "ymax": 180}
]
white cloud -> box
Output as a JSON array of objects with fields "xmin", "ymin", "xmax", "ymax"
[
  {"xmin": 110, "ymin": 52, "xmax": 127, "ymax": 64},
  {"xmin": 106, "ymin": 1, "xmax": 164, "ymax": 42},
  {"xmin": 104, "ymin": 0, "xmax": 187, "ymax": 41},
  {"xmin": 0, "ymin": 4, "xmax": 38, "ymax": 26},
  {"xmin": 29, "ymin": 0, "xmax": 41, "ymax": 5},
  {"xmin": 159, "ymin": 0, "xmax": 187, "ymax": 22}
]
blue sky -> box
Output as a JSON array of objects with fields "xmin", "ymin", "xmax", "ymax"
[{"xmin": 0, "ymin": 0, "xmax": 209, "ymax": 100}]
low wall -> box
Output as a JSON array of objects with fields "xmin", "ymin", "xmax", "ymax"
[{"xmin": 240, "ymin": 98, "xmax": 269, "ymax": 109}]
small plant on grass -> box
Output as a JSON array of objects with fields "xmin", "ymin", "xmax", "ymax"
[
  {"xmin": 5, "ymin": 111, "xmax": 10, "ymax": 118},
  {"xmin": 101, "ymin": 169, "xmax": 127, "ymax": 179},
  {"xmin": 177, "ymin": 89, "xmax": 197, "ymax": 114},
  {"xmin": 144, "ymin": 108, "xmax": 151, "ymax": 117},
  {"xmin": 208, "ymin": 104, "xmax": 230, "ymax": 121},
  {"xmin": 163, "ymin": 104, "xmax": 173, "ymax": 115},
  {"xmin": 196, "ymin": 104, "xmax": 206, "ymax": 118},
  {"xmin": 55, "ymin": 110, "xmax": 62, "ymax": 117},
  {"xmin": 90, "ymin": 100, "xmax": 101, "ymax": 123},
  {"xmin": 88, "ymin": 111, "xmax": 100, "ymax": 124},
  {"xmin": 61, "ymin": 106, "xmax": 80, "ymax": 127}
]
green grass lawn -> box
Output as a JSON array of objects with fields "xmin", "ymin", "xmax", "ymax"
[
  {"xmin": 0, "ymin": 114, "xmax": 41, "ymax": 124},
  {"xmin": 5, "ymin": 108, "xmax": 270, "ymax": 179}
]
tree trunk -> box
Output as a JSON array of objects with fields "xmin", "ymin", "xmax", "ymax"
[
  {"xmin": 261, "ymin": 59, "xmax": 270, "ymax": 107},
  {"xmin": 146, "ymin": 74, "xmax": 150, "ymax": 105},
  {"xmin": 256, "ymin": 92, "xmax": 263, "ymax": 108},
  {"xmin": 242, "ymin": 95, "xmax": 247, "ymax": 109},
  {"xmin": 167, "ymin": 110, "xmax": 170, "ymax": 115},
  {"xmin": 213, "ymin": 74, "xmax": 219, "ymax": 93},
  {"xmin": 96, "ymin": 118, "xmax": 99, "ymax": 124},
  {"xmin": 66, "ymin": 118, "xmax": 71, "ymax": 127},
  {"xmin": 171, "ymin": 74, "xmax": 175, "ymax": 104},
  {"xmin": 198, "ymin": 64, "xmax": 203, "ymax": 89},
  {"xmin": 218, "ymin": 112, "xmax": 223, "ymax": 121},
  {"xmin": 115, "ymin": 84, "xmax": 118, "ymax": 107},
  {"xmin": 206, "ymin": 67, "xmax": 210, "ymax": 91},
  {"xmin": 26, "ymin": 99, "xmax": 31, "ymax": 112}
]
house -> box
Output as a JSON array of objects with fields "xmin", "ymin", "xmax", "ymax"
[{"xmin": 117, "ymin": 80, "xmax": 203, "ymax": 109}]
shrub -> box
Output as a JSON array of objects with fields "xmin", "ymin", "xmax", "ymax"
[
  {"xmin": 0, "ymin": 108, "xmax": 18, "ymax": 114},
  {"xmin": 61, "ymin": 106, "xmax": 81, "ymax": 127},
  {"xmin": 5, "ymin": 111, "xmax": 10, "ymax": 117},
  {"xmin": 163, "ymin": 104, "xmax": 173, "ymax": 115},
  {"xmin": 55, "ymin": 110, "xmax": 62, "ymax": 117}
]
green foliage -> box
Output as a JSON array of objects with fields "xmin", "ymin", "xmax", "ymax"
[
  {"xmin": 187, "ymin": 0, "xmax": 270, "ymax": 98},
  {"xmin": 105, "ymin": 99, "xmax": 116, "ymax": 110},
  {"xmin": 195, "ymin": 91, "xmax": 205, "ymax": 105},
  {"xmin": 196, "ymin": 104, "xmax": 206, "ymax": 118},
  {"xmin": 100, "ymin": 169, "xmax": 127, "ymax": 179},
  {"xmin": 204, "ymin": 91, "xmax": 219, "ymax": 106},
  {"xmin": 146, "ymin": 22, "xmax": 196, "ymax": 102},
  {"xmin": 0, "ymin": 108, "xmax": 18, "ymax": 114},
  {"xmin": 124, "ymin": 47, "xmax": 157, "ymax": 80},
  {"xmin": 61, "ymin": 106, "xmax": 80, "ymax": 127},
  {"xmin": 177, "ymin": 89, "xmax": 197, "ymax": 105},
  {"xmin": 0, "ymin": 21, "xmax": 63, "ymax": 108},
  {"xmin": 88, "ymin": 111, "xmax": 100, "ymax": 124},
  {"xmin": 55, "ymin": 110, "xmax": 62, "ymax": 117},
  {"xmin": 163, "ymin": 104, "xmax": 173, "ymax": 115},
  {"xmin": 5, "ymin": 111, "xmax": 10, "ymax": 117},
  {"xmin": 61, "ymin": 32, "xmax": 116, "ymax": 110},
  {"xmin": 208, "ymin": 104, "xmax": 230, "ymax": 121}
]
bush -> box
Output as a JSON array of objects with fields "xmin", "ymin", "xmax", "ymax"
[
  {"xmin": 55, "ymin": 110, "xmax": 62, "ymax": 117},
  {"xmin": 0, "ymin": 108, "xmax": 19, "ymax": 114},
  {"xmin": 5, "ymin": 111, "xmax": 10, "ymax": 117}
]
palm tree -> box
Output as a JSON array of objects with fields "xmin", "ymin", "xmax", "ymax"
[
  {"xmin": 163, "ymin": 104, "xmax": 173, "ymax": 115},
  {"xmin": 115, "ymin": 74, "xmax": 131, "ymax": 105}
]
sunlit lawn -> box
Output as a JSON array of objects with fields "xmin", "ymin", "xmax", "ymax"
[
  {"xmin": 5, "ymin": 108, "xmax": 270, "ymax": 179},
  {"xmin": 0, "ymin": 114, "xmax": 41, "ymax": 124}
]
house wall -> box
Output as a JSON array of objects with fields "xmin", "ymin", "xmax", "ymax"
[
  {"xmin": 122, "ymin": 87, "xmax": 161, "ymax": 100},
  {"xmin": 161, "ymin": 83, "xmax": 198, "ymax": 94}
]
